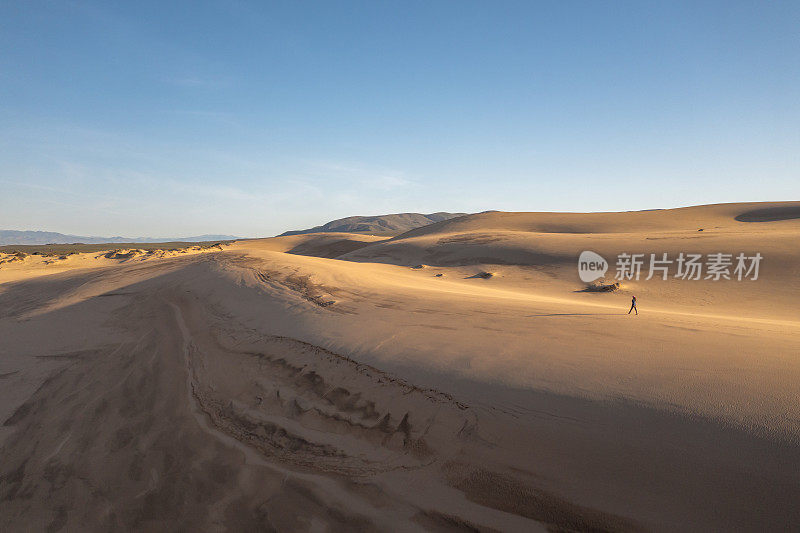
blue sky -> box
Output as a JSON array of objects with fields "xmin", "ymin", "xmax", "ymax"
[{"xmin": 1, "ymin": 1, "xmax": 798, "ymax": 237}]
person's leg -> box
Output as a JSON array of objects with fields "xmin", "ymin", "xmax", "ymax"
[
  {"xmin": 628, "ymin": 304, "xmax": 633, "ymax": 314},
  {"xmin": 634, "ymin": 305, "xmax": 638, "ymax": 315}
]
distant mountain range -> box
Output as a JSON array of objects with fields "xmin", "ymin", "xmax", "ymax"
[
  {"xmin": 0, "ymin": 230, "xmax": 238, "ymax": 246},
  {"xmin": 279, "ymin": 212, "xmax": 467, "ymax": 237},
  {"xmin": 2, "ymin": 212, "xmax": 468, "ymax": 245}
]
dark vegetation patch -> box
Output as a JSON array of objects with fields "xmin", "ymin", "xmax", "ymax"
[{"xmin": 581, "ymin": 280, "xmax": 620, "ymax": 292}]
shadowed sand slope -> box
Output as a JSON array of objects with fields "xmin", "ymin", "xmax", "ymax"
[
  {"xmin": 735, "ymin": 204, "xmax": 800, "ymax": 222},
  {"xmin": 1, "ymin": 202, "xmax": 799, "ymax": 531}
]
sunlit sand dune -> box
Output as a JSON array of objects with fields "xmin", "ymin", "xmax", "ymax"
[{"xmin": 1, "ymin": 202, "xmax": 799, "ymax": 531}]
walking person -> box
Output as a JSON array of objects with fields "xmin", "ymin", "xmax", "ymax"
[{"xmin": 628, "ymin": 295, "xmax": 638, "ymax": 315}]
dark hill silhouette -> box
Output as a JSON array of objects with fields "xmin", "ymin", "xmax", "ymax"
[{"xmin": 279, "ymin": 212, "xmax": 467, "ymax": 237}]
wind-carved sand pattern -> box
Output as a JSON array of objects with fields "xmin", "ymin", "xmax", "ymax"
[
  {"xmin": 169, "ymin": 297, "xmax": 465, "ymax": 476},
  {"xmin": 1, "ymin": 202, "xmax": 800, "ymax": 531},
  {"xmin": 254, "ymin": 269, "xmax": 338, "ymax": 309}
]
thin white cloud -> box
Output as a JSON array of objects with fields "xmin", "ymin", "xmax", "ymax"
[
  {"xmin": 158, "ymin": 178, "xmax": 260, "ymax": 202},
  {"xmin": 366, "ymin": 174, "xmax": 414, "ymax": 191},
  {"xmin": 300, "ymin": 159, "xmax": 418, "ymax": 191}
]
